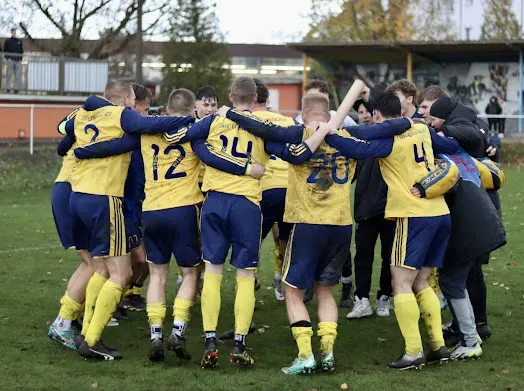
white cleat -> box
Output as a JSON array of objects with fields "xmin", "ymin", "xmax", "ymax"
[
  {"xmin": 450, "ymin": 344, "xmax": 483, "ymax": 360},
  {"xmin": 274, "ymin": 278, "xmax": 285, "ymax": 301},
  {"xmin": 346, "ymin": 296, "xmax": 373, "ymax": 319},
  {"xmin": 376, "ymin": 295, "xmax": 391, "ymax": 317}
]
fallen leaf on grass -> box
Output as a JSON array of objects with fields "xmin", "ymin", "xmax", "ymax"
[
  {"xmin": 46, "ymin": 272, "xmax": 52, "ymax": 275},
  {"xmin": 62, "ymin": 279, "xmax": 68, "ymax": 282},
  {"xmin": 46, "ymin": 321, "xmax": 51, "ymax": 326},
  {"xmin": 377, "ymin": 337, "xmax": 386, "ymax": 343},
  {"xmin": 257, "ymin": 328, "xmax": 265, "ymax": 334},
  {"xmin": 500, "ymin": 283, "xmax": 505, "ymax": 287},
  {"xmin": 340, "ymin": 384, "xmax": 348, "ymax": 390},
  {"xmin": 505, "ymin": 287, "xmax": 510, "ymax": 290},
  {"xmin": 91, "ymin": 383, "xmax": 98, "ymax": 389},
  {"xmin": 502, "ymin": 369, "xmax": 510, "ymax": 374},
  {"xmin": 493, "ymin": 282, "xmax": 499, "ymax": 286},
  {"xmin": 266, "ymin": 286, "xmax": 272, "ymax": 290},
  {"xmin": 58, "ymin": 259, "xmax": 63, "ymax": 263}
]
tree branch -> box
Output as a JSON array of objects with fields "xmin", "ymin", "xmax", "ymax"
[
  {"xmin": 19, "ymin": 22, "xmax": 61, "ymax": 56},
  {"xmin": 32, "ymin": 0, "xmax": 68, "ymax": 36},
  {"xmin": 79, "ymin": 0, "xmax": 113, "ymax": 24}
]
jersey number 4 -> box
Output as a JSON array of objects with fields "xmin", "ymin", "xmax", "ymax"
[
  {"xmin": 151, "ymin": 144, "xmax": 186, "ymax": 181},
  {"xmin": 413, "ymin": 143, "xmax": 430, "ymax": 171},
  {"xmin": 307, "ymin": 152, "xmax": 349, "ymax": 185}
]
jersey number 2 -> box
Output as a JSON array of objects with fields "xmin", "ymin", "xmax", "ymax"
[
  {"xmin": 151, "ymin": 144, "xmax": 187, "ymax": 181},
  {"xmin": 84, "ymin": 124, "xmax": 99, "ymax": 143},
  {"xmin": 307, "ymin": 152, "xmax": 349, "ymax": 185}
]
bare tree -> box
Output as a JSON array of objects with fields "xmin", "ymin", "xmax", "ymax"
[{"xmin": 11, "ymin": 0, "xmax": 169, "ymax": 58}]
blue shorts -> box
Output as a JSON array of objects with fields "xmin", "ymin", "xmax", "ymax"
[
  {"xmin": 200, "ymin": 191, "xmax": 262, "ymax": 270},
  {"xmin": 70, "ymin": 192, "xmax": 127, "ymax": 258},
  {"xmin": 142, "ymin": 205, "xmax": 201, "ymax": 267},
  {"xmin": 51, "ymin": 182, "xmax": 75, "ymax": 250},
  {"xmin": 391, "ymin": 215, "xmax": 451, "ymax": 270},
  {"xmin": 124, "ymin": 200, "xmax": 143, "ymax": 252},
  {"xmin": 261, "ymin": 188, "xmax": 292, "ymax": 241},
  {"xmin": 283, "ymin": 224, "xmax": 352, "ymax": 290}
]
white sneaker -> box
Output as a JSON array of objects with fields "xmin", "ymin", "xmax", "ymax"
[
  {"xmin": 274, "ymin": 278, "xmax": 285, "ymax": 301},
  {"xmin": 498, "ymin": 133, "xmax": 504, "ymax": 139},
  {"xmin": 450, "ymin": 343, "xmax": 483, "ymax": 360},
  {"xmin": 376, "ymin": 295, "xmax": 391, "ymax": 317},
  {"xmin": 346, "ymin": 296, "xmax": 373, "ymax": 319},
  {"xmin": 107, "ymin": 317, "xmax": 119, "ymax": 327}
]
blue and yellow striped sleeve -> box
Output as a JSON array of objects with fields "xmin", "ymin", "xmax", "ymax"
[
  {"xmin": 121, "ymin": 108, "xmax": 195, "ymax": 135},
  {"xmin": 226, "ymin": 108, "xmax": 305, "ymax": 144},
  {"xmin": 190, "ymin": 138, "xmax": 250, "ymax": 176},
  {"xmin": 325, "ymin": 131, "xmax": 393, "ymax": 159},
  {"xmin": 74, "ymin": 135, "xmax": 140, "ymax": 159},
  {"xmin": 164, "ymin": 115, "xmax": 212, "ymax": 144},
  {"xmin": 413, "ymin": 159, "xmax": 460, "ymax": 198},
  {"xmin": 345, "ymin": 118, "xmax": 411, "ymax": 140},
  {"xmin": 476, "ymin": 158, "xmax": 505, "ymax": 190},
  {"xmin": 264, "ymin": 140, "xmax": 312, "ymax": 164}
]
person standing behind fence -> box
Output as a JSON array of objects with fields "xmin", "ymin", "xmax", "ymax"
[
  {"xmin": 3, "ymin": 24, "xmax": 23, "ymax": 93},
  {"xmin": 485, "ymin": 96, "xmax": 504, "ymax": 138}
]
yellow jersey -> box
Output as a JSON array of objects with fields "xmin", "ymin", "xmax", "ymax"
[
  {"xmin": 285, "ymin": 128, "xmax": 355, "ymax": 226},
  {"xmin": 379, "ymin": 123, "xmax": 450, "ymax": 219},
  {"xmin": 55, "ymin": 143, "xmax": 77, "ymax": 183},
  {"xmin": 141, "ymin": 134, "xmax": 203, "ymax": 211},
  {"xmin": 252, "ymin": 110, "xmax": 295, "ymax": 192},
  {"xmin": 71, "ymin": 105, "xmax": 130, "ymax": 197}
]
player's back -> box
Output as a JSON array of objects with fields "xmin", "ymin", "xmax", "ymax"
[
  {"xmin": 141, "ymin": 133, "xmax": 203, "ymax": 211},
  {"xmin": 202, "ymin": 115, "xmax": 267, "ymax": 204},
  {"xmin": 285, "ymin": 128, "xmax": 354, "ymax": 226},
  {"xmin": 71, "ymin": 97, "xmax": 130, "ymax": 197},
  {"xmin": 55, "ymin": 142, "xmax": 77, "ymax": 183},
  {"xmin": 379, "ymin": 123, "xmax": 449, "ymax": 218},
  {"xmin": 253, "ymin": 110, "xmax": 295, "ymax": 192}
]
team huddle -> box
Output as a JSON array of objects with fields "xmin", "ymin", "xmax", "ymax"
[{"xmin": 47, "ymin": 75, "xmax": 506, "ymax": 374}]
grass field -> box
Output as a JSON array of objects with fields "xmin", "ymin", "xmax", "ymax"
[{"xmin": 1, "ymin": 143, "xmax": 523, "ymax": 391}]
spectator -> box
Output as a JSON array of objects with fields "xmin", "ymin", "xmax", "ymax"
[
  {"xmin": 3, "ymin": 24, "xmax": 24, "ymax": 93},
  {"xmin": 485, "ymin": 96, "xmax": 503, "ymax": 138}
]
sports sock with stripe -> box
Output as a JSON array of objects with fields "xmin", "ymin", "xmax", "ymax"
[
  {"xmin": 173, "ymin": 298, "xmax": 194, "ymax": 338},
  {"xmin": 291, "ymin": 321, "xmax": 313, "ymax": 360},
  {"xmin": 416, "ymin": 287, "xmax": 445, "ymax": 350},
  {"xmin": 147, "ymin": 302, "xmax": 166, "ymax": 341},
  {"xmin": 81, "ymin": 273, "xmax": 107, "ymax": 336},
  {"xmin": 201, "ymin": 271, "xmax": 222, "ymax": 344}
]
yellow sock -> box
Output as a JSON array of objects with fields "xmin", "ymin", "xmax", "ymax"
[
  {"xmin": 428, "ymin": 269, "xmax": 442, "ymax": 294},
  {"xmin": 58, "ymin": 292, "xmax": 83, "ymax": 321},
  {"xmin": 173, "ymin": 298, "xmax": 194, "ymax": 337},
  {"xmin": 132, "ymin": 285, "xmax": 143, "ymax": 296},
  {"xmin": 291, "ymin": 326, "xmax": 313, "ymax": 360},
  {"xmin": 317, "ymin": 322, "xmax": 338, "ymax": 355},
  {"xmin": 124, "ymin": 284, "xmax": 133, "ymax": 297},
  {"xmin": 201, "ymin": 272, "xmax": 223, "ymax": 332},
  {"xmin": 81, "ymin": 273, "xmax": 107, "ymax": 336},
  {"xmin": 147, "ymin": 302, "xmax": 166, "ymax": 326},
  {"xmin": 416, "ymin": 287, "xmax": 445, "ymax": 350},
  {"xmin": 394, "ymin": 293, "xmax": 423, "ymax": 356},
  {"xmin": 274, "ymin": 242, "xmax": 283, "ymax": 274},
  {"xmin": 76, "ymin": 302, "xmax": 85, "ymax": 320},
  {"xmin": 234, "ymin": 277, "xmax": 255, "ymax": 335},
  {"xmin": 84, "ymin": 280, "xmax": 123, "ymax": 347}
]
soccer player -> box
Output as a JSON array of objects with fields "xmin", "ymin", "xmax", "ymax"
[
  {"xmin": 120, "ymin": 83, "xmax": 151, "ymax": 313},
  {"xmin": 58, "ymin": 80, "xmax": 196, "ymax": 359},
  {"xmin": 48, "ymin": 108, "xmax": 91, "ymax": 350},
  {"xmin": 388, "ymin": 79, "xmax": 424, "ymax": 119},
  {"xmin": 252, "ymin": 78, "xmax": 296, "ymax": 301},
  {"xmin": 326, "ymin": 90, "xmax": 460, "ymax": 369},
  {"xmin": 295, "ymin": 79, "xmax": 357, "ymax": 127},
  {"xmin": 162, "ymin": 77, "xmax": 324, "ymax": 369},
  {"xmin": 223, "ymin": 87, "xmax": 414, "ymax": 374},
  {"xmin": 195, "ymin": 86, "xmax": 219, "ymax": 119}
]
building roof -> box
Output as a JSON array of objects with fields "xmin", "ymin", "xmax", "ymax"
[
  {"xmin": 289, "ymin": 40, "xmax": 524, "ymax": 63},
  {"xmin": 13, "ymin": 38, "xmax": 303, "ymax": 59}
]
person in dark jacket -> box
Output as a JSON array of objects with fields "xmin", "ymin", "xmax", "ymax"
[
  {"xmin": 344, "ymin": 99, "xmax": 394, "ymax": 318},
  {"xmin": 485, "ymin": 96, "xmax": 504, "ymax": 137},
  {"xmin": 3, "ymin": 24, "xmax": 23, "ymax": 93}
]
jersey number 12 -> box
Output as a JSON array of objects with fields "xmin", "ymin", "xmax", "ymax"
[{"xmin": 151, "ymin": 144, "xmax": 186, "ymax": 181}]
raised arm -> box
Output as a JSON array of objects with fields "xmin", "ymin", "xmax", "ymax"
[
  {"xmin": 164, "ymin": 115, "xmax": 213, "ymax": 145},
  {"xmin": 225, "ymin": 108, "xmax": 305, "ymax": 144},
  {"xmin": 121, "ymin": 108, "xmax": 195, "ymax": 135},
  {"xmin": 412, "ymin": 158, "xmax": 460, "ymax": 199},
  {"xmin": 344, "ymin": 118, "xmax": 412, "ymax": 140},
  {"xmin": 74, "ymin": 135, "xmax": 140, "ymax": 159},
  {"xmin": 430, "ymin": 128, "xmax": 460, "ymax": 155},
  {"xmin": 329, "ymin": 79, "xmax": 368, "ymax": 128}
]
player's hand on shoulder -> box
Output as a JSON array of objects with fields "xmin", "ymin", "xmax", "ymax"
[
  {"xmin": 410, "ymin": 187, "xmax": 421, "ymax": 198},
  {"xmin": 486, "ymin": 145, "xmax": 497, "ymax": 157},
  {"xmin": 216, "ymin": 106, "xmax": 230, "ymax": 117},
  {"xmin": 316, "ymin": 122, "xmax": 334, "ymax": 136},
  {"xmin": 249, "ymin": 163, "xmax": 265, "ymax": 179}
]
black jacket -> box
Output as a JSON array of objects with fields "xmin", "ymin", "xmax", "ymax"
[
  {"xmin": 353, "ymin": 158, "xmax": 387, "ymax": 222},
  {"xmin": 3, "ymin": 37, "xmax": 23, "ymax": 61},
  {"xmin": 443, "ymin": 178, "xmax": 506, "ymax": 266}
]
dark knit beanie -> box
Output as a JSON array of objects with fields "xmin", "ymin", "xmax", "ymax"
[{"xmin": 430, "ymin": 97, "xmax": 457, "ymax": 120}]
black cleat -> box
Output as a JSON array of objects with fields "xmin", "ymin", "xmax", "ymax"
[
  {"xmin": 477, "ymin": 323, "xmax": 492, "ymax": 340},
  {"xmin": 425, "ymin": 346, "xmax": 450, "ymax": 365},
  {"xmin": 122, "ymin": 295, "xmax": 146, "ymax": 312},
  {"xmin": 443, "ymin": 326, "xmax": 460, "ymax": 347},
  {"xmin": 218, "ymin": 322, "xmax": 256, "ymax": 341},
  {"xmin": 78, "ymin": 340, "xmax": 122, "ymax": 360},
  {"xmin": 339, "ymin": 282, "xmax": 354, "ymax": 308},
  {"xmin": 167, "ymin": 333, "xmax": 191, "ymax": 360},
  {"xmin": 201, "ymin": 340, "xmax": 219, "ymax": 369},
  {"xmin": 148, "ymin": 338, "xmax": 165, "ymax": 362},
  {"xmin": 254, "ymin": 277, "xmax": 261, "ymax": 292},
  {"xmin": 387, "ymin": 352, "xmax": 425, "ymax": 370},
  {"xmin": 71, "ymin": 320, "xmax": 83, "ymax": 333},
  {"xmin": 229, "ymin": 345, "xmax": 254, "ymax": 367}
]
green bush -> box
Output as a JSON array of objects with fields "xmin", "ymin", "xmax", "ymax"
[{"xmin": 500, "ymin": 141, "xmax": 524, "ymax": 166}]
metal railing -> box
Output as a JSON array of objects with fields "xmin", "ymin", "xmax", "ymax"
[{"xmin": 0, "ymin": 52, "xmax": 108, "ymax": 95}]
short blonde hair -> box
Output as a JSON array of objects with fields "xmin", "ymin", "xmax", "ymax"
[
  {"xmin": 104, "ymin": 80, "xmax": 133, "ymax": 101},
  {"xmin": 302, "ymin": 92, "xmax": 329, "ymax": 115},
  {"xmin": 231, "ymin": 77, "xmax": 257, "ymax": 105},
  {"xmin": 168, "ymin": 88, "xmax": 196, "ymax": 116}
]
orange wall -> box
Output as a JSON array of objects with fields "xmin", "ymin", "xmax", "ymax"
[
  {"xmin": 267, "ymin": 84, "xmax": 301, "ymax": 114},
  {"xmin": 0, "ymin": 107, "xmax": 75, "ymax": 139}
]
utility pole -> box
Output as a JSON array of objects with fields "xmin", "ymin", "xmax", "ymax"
[
  {"xmin": 459, "ymin": 0, "xmax": 463, "ymax": 40},
  {"xmin": 136, "ymin": 0, "xmax": 144, "ymax": 83}
]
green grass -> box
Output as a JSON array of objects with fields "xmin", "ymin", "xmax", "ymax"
[{"xmin": 1, "ymin": 146, "xmax": 524, "ymax": 391}]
